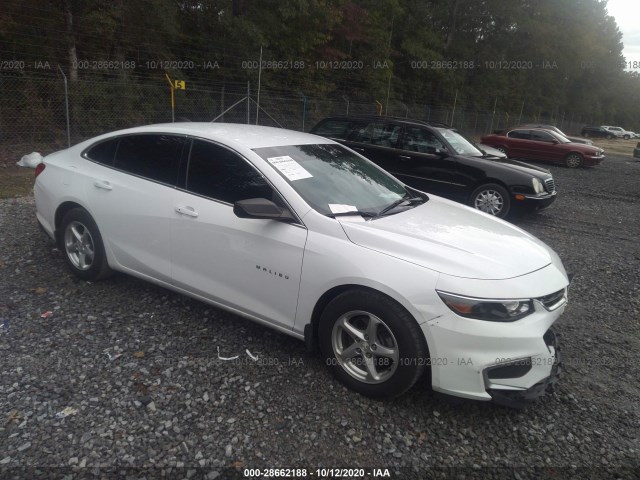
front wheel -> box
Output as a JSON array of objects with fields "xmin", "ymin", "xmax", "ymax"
[
  {"xmin": 583, "ymin": 132, "xmax": 590, "ymax": 138},
  {"xmin": 319, "ymin": 289, "xmax": 428, "ymax": 398},
  {"xmin": 469, "ymin": 183, "xmax": 511, "ymax": 218},
  {"xmin": 61, "ymin": 208, "xmax": 112, "ymax": 280},
  {"xmin": 624, "ymin": 134, "xmax": 630, "ymax": 140},
  {"xmin": 606, "ymin": 134, "xmax": 613, "ymax": 140},
  {"xmin": 564, "ymin": 153, "xmax": 583, "ymax": 168}
]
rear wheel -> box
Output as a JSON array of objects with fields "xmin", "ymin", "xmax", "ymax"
[
  {"xmin": 583, "ymin": 132, "xmax": 590, "ymax": 138},
  {"xmin": 469, "ymin": 183, "xmax": 511, "ymax": 218},
  {"xmin": 606, "ymin": 134, "xmax": 613, "ymax": 140},
  {"xmin": 61, "ymin": 208, "xmax": 112, "ymax": 280},
  {"xmin": 319, "ymin": 289, "xmax": 428, "ymax": 398},
  {"xmin": 564, "ymin": 153, "xmax": 583, "ymax": 168}
]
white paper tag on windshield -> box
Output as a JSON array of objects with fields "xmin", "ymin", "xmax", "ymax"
[
  {"xmin": 328, "ymin": 204, "xmax": 358, "ymax": 214},
  {"xmin": 267, "ymin": 155, "xmax": 313, "ymax": 181}
]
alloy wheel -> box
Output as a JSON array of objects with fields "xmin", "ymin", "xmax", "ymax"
[
  {"xmin": 331, "ymin": 310, "xmax": 399, "ymax": 384},
  {"xmin": 474, "ymin": 189, "xmax": 504, "ymax": 216},
  {"xmin": 64, "ymin": 221, "xmax": 95, "ymax": 270}
]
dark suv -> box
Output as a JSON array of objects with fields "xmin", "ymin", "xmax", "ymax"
[
  {"xmin": 580, "ymin": 126, "xmax": 617, "ymax": 139},
  {"xmin": 310, "ymin": 115, "xmax": 557, "ymax": 218}
]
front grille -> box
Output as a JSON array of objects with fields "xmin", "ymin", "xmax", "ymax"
[
  {"xmin": 544, "ymin": 178, "xmax": 555, "ymax": 193},
  {"xmin": 536, "ymin": 289, "xmax": 565, "ymax": 311}
]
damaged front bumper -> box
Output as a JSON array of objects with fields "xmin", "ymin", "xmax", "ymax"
[{"xmin": 487, "ymin": 329, "xmax": 563, "ymax": 409}]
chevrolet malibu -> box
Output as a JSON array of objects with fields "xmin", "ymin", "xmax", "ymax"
[{"xmin": 34, "ymin": 123, "xmax": 569, "ymax": 407}]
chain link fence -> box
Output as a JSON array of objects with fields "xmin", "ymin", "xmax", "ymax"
[{"xmin": 0, "ymin": 71, "xmax": 598, "ymax": 164}]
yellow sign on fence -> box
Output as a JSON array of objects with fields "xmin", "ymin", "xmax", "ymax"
[{"xmin": 174, "ymin": 80, "xmax": 186, "ymax": 90}]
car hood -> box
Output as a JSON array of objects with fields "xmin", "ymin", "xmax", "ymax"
[
  {"xmin": 482, "ymin": 156, "xmax": 551, "ymax": 175},
  {"xmin": 460, "ymin": 154, "xmax": 551, "ymax": 176},
  {"xmin": 338, "ymin": 197, "xmax": 553, "ymax": 280}
]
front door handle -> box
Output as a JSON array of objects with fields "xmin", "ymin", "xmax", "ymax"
[
  {"xmin": 93, "ymin": 180, "xmax": 113, "ymax": 191},
  {"xmin": 175, "ymin": 206, "xmax": 199, "ymax": 218},
  {"xmin": 352, "ymin": 147, "xmax": 365, "ymax": 152},
  {"xmin": 399, "ymin": 155, "xmax": 411, "ymax": 160}
]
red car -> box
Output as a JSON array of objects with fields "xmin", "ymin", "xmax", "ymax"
[{"xmin": 480, "ymin": 128, "xmax": 605, "ymax": 168}]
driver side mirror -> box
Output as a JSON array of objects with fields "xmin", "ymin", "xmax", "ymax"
[
  {"xmin": 234, "ymin": 198, "xmax": 295, "ymax": 222},
  {"xmin": 434, "ymin": 147, "xmax": 448, "ymax": 156}
]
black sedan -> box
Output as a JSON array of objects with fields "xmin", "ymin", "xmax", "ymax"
[{"xmin": 310, "ymin": 115, "xmax": 556, "ymax": 219}]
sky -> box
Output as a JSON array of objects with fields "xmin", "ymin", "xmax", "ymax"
[{"xmin": 606, "ymin": 0, "xmax": 640, "ymax": 67}]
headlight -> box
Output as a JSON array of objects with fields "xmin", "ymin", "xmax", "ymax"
[
  {"xmin": 437, "ymin": 291, "xmax": 533, "ymax": 322},
  {"xmin": 532, "ymin": 177, "xmax": 544, "ymax": 194}
]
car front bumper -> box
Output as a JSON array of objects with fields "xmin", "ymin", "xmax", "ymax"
[
  {"xmin": 420, "ymin": 266, "xmax": 568, "ymax": 405},
  {"xmin": 486, "ymin": 329, "xmax": 562, "ymax": 408},
  {"xmin": 518, "ymin": 192, "xmax": 557, "ymax": 211},
  {"xmin": 584, "ymin": 154, "xmax": 605, "ymax": 166}
]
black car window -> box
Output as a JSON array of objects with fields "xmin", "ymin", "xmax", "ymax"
[
  {"xmin": 508, "ymin": 130, "xmax": 531, "ymax": 140},
  {"xmin": 370, "ymin": 123, "xmax": 401, "ymax": 147},
  {"xmin": 113, "ymin": 134, "xmax": 183, "ymax": 185},
  {"xmin": 85, "ymin": 138, "xmax": 119, "ymax": 166},
  {"xmin": 401, "ymin": 127, "xmax": 445, "ymax": 153},
  {"xmin": 348, "ymin": 122, "xmax": 376, "ymax": 143},
  {"xmin": 186, "ymin": 139, "xmax": 274, "ymax": 204},
  {"xmin": 311, "ymin": 119, "xmax": 352, "ymax": 139},
  {"xmin": 531, "ymin": 131, "xmax": 555, "ymax": 142}
]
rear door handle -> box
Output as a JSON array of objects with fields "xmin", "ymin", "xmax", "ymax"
[
  {"xmin": 93, "ymin": 180, "xmax": 113, "ymax": 191},
  {"xmin": 175, "ymin": 206, "xmax": 199, "ymax": 218},
  {"xmin": 352, "ymin": 147, "xmax": 365, "ymax": 152},
  {"xmin": 399, "ymin": 155, "xmax": 411, "ymax": 160}
]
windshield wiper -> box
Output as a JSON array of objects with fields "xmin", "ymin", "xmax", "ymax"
[
  {"xmin": 328, "ymin": 210, "xmax": 377, "ymax": 218},
  {"xmin": 375, "ymin": 194, "xmax": 425, "ymax": 218}
]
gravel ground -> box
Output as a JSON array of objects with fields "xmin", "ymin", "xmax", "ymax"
[{"xmin": 0, "ymin": 155, "xmax": 639, "ymax": 480}]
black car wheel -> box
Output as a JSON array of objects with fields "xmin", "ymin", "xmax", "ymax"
[
  {"xmin": 61, "ymin": 208, "xmax": 112, "ymax": 281},
  {"xmin": 319, "ymin": 289, "xmax": 428, "ymax": 398},
  {"xmin": 624, "ymin": 134, "xmax": 631, "ymax": 140},
  {"xmin": 564, "ymin": 153, "xmax": 584, "ymax": 168},
  {"xmin": 583, "ymin": 132, "xmax": 590, "ymax": 138},
  {"xmin": 606, "ymin": 134, "xmax": 613, "ymax": 139},
  {"xmin": 469, "ymin": 183, "xmax": 511, "ymax": 218}
]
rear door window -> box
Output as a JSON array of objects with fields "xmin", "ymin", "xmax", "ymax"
[
  {"xmin": 508, "ymin": 130, "xmax": 532, "ymax": 140},
  {"xmin": 113, "ymin": 134, "xmax": 184, "ymax": 186},
  {"xmin": 84, "ymin": 138, "xmax": 119, "ymax": 166},
  {"xmin": 311, "ymin": 120, "xmax": 353, "ymax": 139}
]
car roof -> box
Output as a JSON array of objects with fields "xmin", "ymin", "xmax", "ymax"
[{"xmin": 92, "ymin": 122, "xmax": 332, "ymax": 150}]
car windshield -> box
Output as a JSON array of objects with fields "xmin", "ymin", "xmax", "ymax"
[
  {"xmin": 437, "ymin": 128, "xmax": 484, "ymax": 157},
  {"xmin": 437, "ymin": 128, "xmax": 484, "ymax": 156},
  {"xmin": 254, "ymin": 143, "xmax": 409, "ymax": 217},
  {"xmin": 549, "ymin": 131, "xmax": 572, "ymax": 144}
]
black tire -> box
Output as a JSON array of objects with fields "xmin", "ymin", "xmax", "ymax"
[
  {"xmin": 469, "ymin": 183, "xmax": 511, "ymax": 218},
  {"xmin": 319, "ymin": 289, "xmax": 428, "ymax": 398},
  {"xmin": 60, "ymin": 208, "xmax": 112, "ymax": 281},
  {"xmin": 624, "ymin": 134, "xmax": 630, "ymax": 140},
  {"xmin": 583, "ymin": 132, "xmax": 590, "ymax": 138},
  {"xmin": 564, "ymin": 152, "xmax": 583, "ymax": 168},
  {"xmin": 606, "ymin": 134, "xmax": 613, "ymax": 140}
]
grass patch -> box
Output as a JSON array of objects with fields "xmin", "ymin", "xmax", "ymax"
[
  {"xmin": 0, "ymin": 165, "xmax": 35, "ymax": 199},
  {"xmin": 589, "ymin": 138, "xmax": 639, "ymax": 157}
]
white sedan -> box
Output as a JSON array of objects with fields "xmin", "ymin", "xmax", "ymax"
[{"xmin": 34, "ymin": 123, "xmax": 569, "ymax": 406}]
